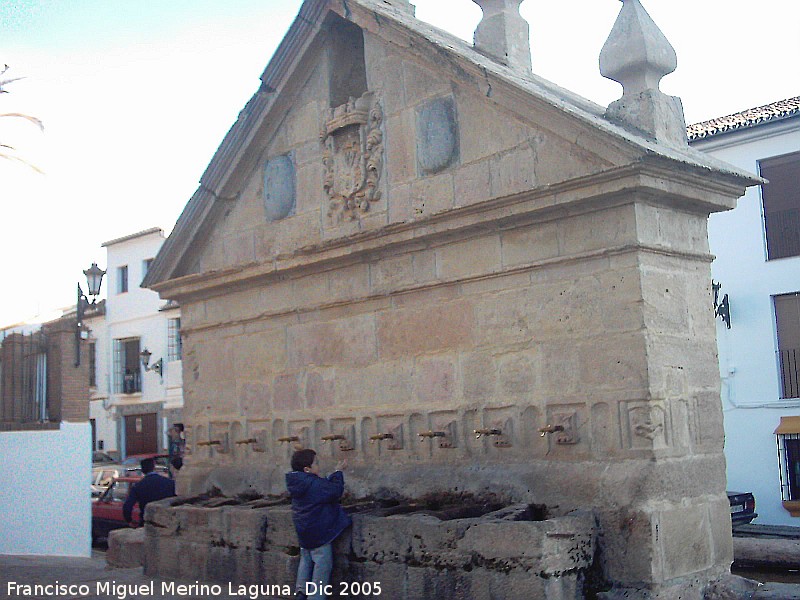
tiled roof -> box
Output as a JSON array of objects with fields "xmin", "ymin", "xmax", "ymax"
[{"xmin": 687, "ymin": 96, "xmax": 800, "ymax": 141}]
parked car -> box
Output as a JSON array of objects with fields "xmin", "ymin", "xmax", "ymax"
[
  {"xmin": 119, "ymin": 453, "xmax": 170, "ymax": 475},
  {"xmin": 92, "ymin": 451, "xmax": 117, "ymax": 466},
  {"xmin": 91, "ymin": 476, "xmax": 142, "ymax": 543},
  {"xmin": 727, "ymin": 491, "xmax": 757, "ymax": 528},
  {"xmin": 91, "ymin": 466, "xmax": 126, "ymax": 497},
  {"xmin": 91, "ymin": 453, "xmax": 171, "ymax": 497}
]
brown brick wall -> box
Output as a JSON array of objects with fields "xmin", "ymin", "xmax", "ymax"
[
  {"xmin": 0, "ymin": 315, "xmax": 90, "ymax": 429},
  {"xmin": 43, "ymin": 317, "xmax": 90, "ymax": 422}
]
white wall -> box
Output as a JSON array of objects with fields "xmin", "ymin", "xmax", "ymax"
[
  {"xmin": 0, "ymin": 422, "xmax": 91, "ymax": 556},
  {"xmin": 87, "ymin": 310, "xmax": 115, "ymax": 453},
  {"xmin": 101, "ymin": 229, "xmax": 183, "ymax": 456},
  {"xmin": 696, "ymin": 117, "xmax": 800, "ymax": 525}
]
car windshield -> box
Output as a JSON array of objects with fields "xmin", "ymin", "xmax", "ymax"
[
  {"xmin": 102, "ymin": 480, "xmax": 132, "ymax": 502},
  {"xmin": 121, "ymin": 456, "xmax": 169, "ymax": 472}
]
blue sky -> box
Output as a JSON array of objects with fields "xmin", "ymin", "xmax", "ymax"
[{"xmin": 1, "ymin": 0, "xmax": 799, "ymax": 326}]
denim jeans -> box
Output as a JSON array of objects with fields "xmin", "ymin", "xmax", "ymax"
[{"xmin": 295, "ymin": 543, "xmax": 333, "ymax": 600}]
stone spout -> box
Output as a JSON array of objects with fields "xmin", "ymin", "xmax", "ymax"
[
  {"xmin": 418, "ymin": 430, "xmax": 446, "ymax": 440},
  {"xmin": 472, "ymin": 0, "xmax": 532, "ymax": 75},
  {"xmin": 473, "ymin": 428, "xmax": 502, "ymax": 439},
  {"xmin": 538, "ymin": 424, "xmax": 564, "ymax": 437}
]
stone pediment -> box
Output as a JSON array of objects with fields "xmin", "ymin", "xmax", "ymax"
[{"xmin": 143, "ymin": 0, "xmax": 757, "ymax": 295}]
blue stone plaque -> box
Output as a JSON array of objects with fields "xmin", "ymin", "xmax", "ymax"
[
  {"xmin": 263, "ymin": 154, "xmax": 296, "ymax": 221},
  {"xmin": 416, "ymin": 96, "xmax": 460, "ymax": 176}
]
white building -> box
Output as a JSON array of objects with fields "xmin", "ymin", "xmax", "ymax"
[
  {"xmin": 690, "ymin": 97, "xmax": 800, "ymax": 525},
  {"xmin": 89, "ymin": 227, "xmax": 183, "ymax": 458}
]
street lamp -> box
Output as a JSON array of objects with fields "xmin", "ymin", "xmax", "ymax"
[
  {"xmin": 75, "ymin": 262, "xmax": 105, "ymax": 367},
  {"xmin": 140, "ymin": 347, "xmax": 163, "ymax": 379}
]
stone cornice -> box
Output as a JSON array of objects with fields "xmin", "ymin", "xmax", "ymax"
[
  {"xmin": 178, "ymin": 239, "xmax": 711, "ymax": 336},
  {"xmin": 153, "ymin": 159, "xmax": 732, "ymax": 307}
]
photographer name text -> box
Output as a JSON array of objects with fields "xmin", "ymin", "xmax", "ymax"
[{"xmin": 7, "ymin": 581, "xmax": 293, "ymax": 600}]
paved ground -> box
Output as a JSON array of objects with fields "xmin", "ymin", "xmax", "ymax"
[
  {"xmin": 3, "ymin": 550, "xmax": 800, "ymax": 599},
  {"xmin": 0, "ymin": 552, "xmax": 291, "ymax": 600}
]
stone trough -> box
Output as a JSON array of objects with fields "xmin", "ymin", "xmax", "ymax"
[{"xmin": 143, "ymin": 495, "xmax": 596, "ymax": 599}]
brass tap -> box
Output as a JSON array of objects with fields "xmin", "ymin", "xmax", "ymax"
[
  {"xmin": 369, "ymin": 433, "xmax": 394, "ymax": 443},
  {"xmin": 538, "ymin": 424, "xmax": 565, "ymax": 437},
  {"xmin": 197, "ymin": 440, "xmax": 221, "ymax": 447},
  {"xmin": 277, "ymin": 435, "xmax": 300, "ymax": 443},
  {"xmin": 321, "ymin": 434, "xmax": 346, "ymax": 442},
  {"xmin": 235, "ymin": 438, "xmax": 257, "ymax": 445},
  {"xmin": 473, "ymin": 428, "xmax": 502, "ymax": 439},
  {"xmin": 418, "ymin": 430, "xmax": 446, "ymax": 441}
]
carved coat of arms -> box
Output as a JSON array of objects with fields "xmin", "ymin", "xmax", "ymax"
[{"xmin": 321, "ymin": 92, "xmax": 383, "ymax": 222}]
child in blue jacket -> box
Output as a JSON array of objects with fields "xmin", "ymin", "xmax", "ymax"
[{"xmin": 286, "ymin": 448, "xmax": 351, "ymax": 600}]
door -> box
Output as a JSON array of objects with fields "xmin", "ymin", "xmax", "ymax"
[{"xmin": 124, "ymin": 413, "xmax": 157, "ymax": 455}]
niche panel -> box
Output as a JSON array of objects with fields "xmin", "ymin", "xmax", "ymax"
[
  {"xmin": 429, "ymin": 409, "xmax": 459, "ymax": 452},
  {"xmin": 327, "ymin": 417, "xmax": 356, "ymax": 456},
  {"xmin": 483, "ymin": 406, "xmax": 516, "ymax": 453},
  {"xmin": 246, "ymin": 420, "xmax": 270, "ymax": 455},
  {"xmin": 208, "ymin": 421, "xmax": 231, "ymax": 457},
  {"xmin": 374, "ymin": 415, "xmax": 405, "ymax": 455}
]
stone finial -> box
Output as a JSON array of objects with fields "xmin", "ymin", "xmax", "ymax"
[
  {"xmin": 599, "ymin": 0, "xmax": 687, "ymax": 148},
  {"xmin": 471, "ymin": 0, "xmax": 532, "ymax": 75}
]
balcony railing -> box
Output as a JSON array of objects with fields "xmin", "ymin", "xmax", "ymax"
[
  {"xmin": 779, "ymin": 348, "xmax": 800, "ymax": 399},
  {"xmin": 120, "ymin": 370, "xmax": 142, "ymax": 394}
]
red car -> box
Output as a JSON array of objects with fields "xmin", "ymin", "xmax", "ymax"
[
  {"xmin": 119, "ymin": 453, "xmax": 171, "ymax": 475},
  {"xmin": 91, "ymin": 476, "xmax": 142, "ymax": 543}
]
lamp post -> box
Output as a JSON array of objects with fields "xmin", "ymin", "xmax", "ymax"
[{"xmin": 75, "ymin": 262, "xmax": 105, "ymax": 367}]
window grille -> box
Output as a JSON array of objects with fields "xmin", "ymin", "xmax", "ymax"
[
  {"xmin": 113, "ymin": 337, "xmax": 141, "ymax": 394},
  {"xmin": 778, "ymin": 433, "xmax": 800, "ymax": 502},
  {"xmin": 774, "ymin": 293, "xmax": 800, "ymax": 399},
  {"xmin": 89, "ymin": 342, "xmax": 96, "ymax": 387},
  {"xmin": 168, "ymin": 318, "xmax": 182, "ymax": 362}
]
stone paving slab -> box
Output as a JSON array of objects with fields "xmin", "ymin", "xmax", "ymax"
[{"xmin": 4, "ymin": 552, "xmax": 800, "ymax": 599}]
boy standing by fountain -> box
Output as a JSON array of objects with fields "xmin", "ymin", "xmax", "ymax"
[{"xmin": 286, "ymin": 448, "xmax": 352, "ymax": 600}]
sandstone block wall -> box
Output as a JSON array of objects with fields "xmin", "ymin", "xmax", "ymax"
[
  {"xmin": 144, "ymin": 500, "xmax": 596, "ymax": 600},
  {"xmin": 153, "ymin": 4, "xmax": 752, "ymax": 594}
]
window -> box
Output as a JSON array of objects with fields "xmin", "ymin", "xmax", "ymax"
[
  {"xmin": 775, "ymin": 293, "xmax": 800, "ymax": 399},
  {"xmin": 117, "ymin": 265, "xmax": 128, "ymax": 294},
  {"xmin": 142, "ymin": 258, "xmax": 154, "ymax": 283},
  {"xmin": 113, "ymin": 337, "xmax": 141, "ymax": 394},
  {"xmin": 89, "ymin": 342, "xmax": 96, "ymax": 387},
  {"xmin": 167, "ymin": 318, "xmax": 182, "ymax": 362},
  {"xmin": 776, "ymin": 417, "xmax": 800, "ymax": 515},
  {"xmin": 761, "ymin": 151, "xmax": 800, "ymax": 260}
]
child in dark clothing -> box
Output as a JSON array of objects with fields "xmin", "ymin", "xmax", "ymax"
[{"xmin": 286, "ymin": 449, "xmax": 352, "ymax": 600}]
